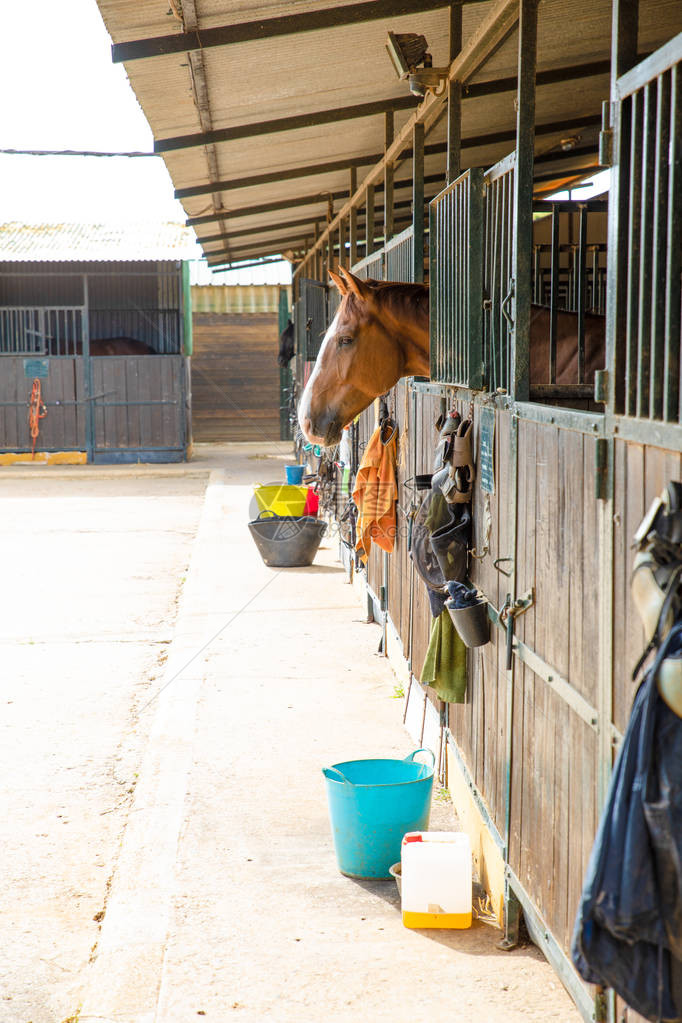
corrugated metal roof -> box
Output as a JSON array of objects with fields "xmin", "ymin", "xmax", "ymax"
[
  {"xmin": 0, "ymin": 221, "xmax": 198, "ymax": 262},
  {"xmin": 93, "ymin": 0, "xmax": 682, "ymax": 264}
]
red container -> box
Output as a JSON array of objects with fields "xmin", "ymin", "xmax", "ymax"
[{"xmin": 303, "ymin": 488, "xmax": 319, "ymax": 516}]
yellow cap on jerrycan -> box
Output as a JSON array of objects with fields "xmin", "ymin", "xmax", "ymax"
[{"xmin": 401, "ymin": 832, "xmax": 472, "ymax": 929}]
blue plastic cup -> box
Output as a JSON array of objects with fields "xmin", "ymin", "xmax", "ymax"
[{"xmin": 285, "ymin": 464, "xmax": 305, "ymax": 485}]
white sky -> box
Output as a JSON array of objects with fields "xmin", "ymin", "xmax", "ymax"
[{"xmin": 0, "ymin": 0, "xmax": 292, "ymax": 286}]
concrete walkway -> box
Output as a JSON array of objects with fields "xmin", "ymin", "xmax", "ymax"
[
  {"xmin": 2, "ymin": 444, "xmax": 579, "ymax": 1022},
  {"xmin": 74, "ymin": 445, "xmax": 578, "ymax": 1023}
]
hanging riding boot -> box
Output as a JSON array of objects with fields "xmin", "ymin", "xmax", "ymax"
[
  {"xmin": 441, "ymin": 418, "xmax": 475, "ymax": 505},
  {"xmin": 432, "ymin": 411, "xmax": 461, "ymax": 474}
]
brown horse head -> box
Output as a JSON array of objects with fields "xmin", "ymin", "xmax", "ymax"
[{"xmin": 298, "ymin": 267, "xmax": 429, "ymax": 446}]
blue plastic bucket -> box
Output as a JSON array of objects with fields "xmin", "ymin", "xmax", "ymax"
[
  {"xmin": 322, "ymin": 749, "xmax": 435, "ymax": 879},
  {"xmin": 285, "ymin": 464, "xmax": 305, "ymax": 485}
]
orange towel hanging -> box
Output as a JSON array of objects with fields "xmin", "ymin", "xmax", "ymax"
[{"xmin": 28, "ymin": 378, "xmax": 47, "ymax": 459}]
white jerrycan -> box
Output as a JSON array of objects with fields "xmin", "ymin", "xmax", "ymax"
[{"xmin": 401, "ymin": 831, "xmax": 472, "ymax": 929}]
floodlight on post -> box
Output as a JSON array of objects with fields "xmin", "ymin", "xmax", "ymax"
[{"xmin": 385, "ymin": 31, "xmax": 449, "ymax": 99}]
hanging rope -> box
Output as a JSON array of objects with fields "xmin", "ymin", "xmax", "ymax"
[{"xmin": 28, "ymin": 378, "xmax": 47, "ymax": 459}]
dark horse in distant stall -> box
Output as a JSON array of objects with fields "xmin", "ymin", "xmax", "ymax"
[
  {"xmin": 47, "ymin": 338, "xmax": 157, "ymax": 356},
  {"xmin": 88, "ymin": 338, "xmax": 156, "ymax": 355},
  {"xmin": 298, "ymin": 267, "xmax": 605, "ymax": 447},
  {"xmin": 277, "ymin": 319, "xmax": 295, "ymax": 367}
]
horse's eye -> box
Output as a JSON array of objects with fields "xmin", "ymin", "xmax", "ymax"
[{"xmin": 338, "ymin": 335, "xmax": 354, "ymax": 347}]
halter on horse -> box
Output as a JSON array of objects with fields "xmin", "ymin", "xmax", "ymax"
[{"xmin": 298, "ymin": 266, "xmax": 605, "ymax": 447}]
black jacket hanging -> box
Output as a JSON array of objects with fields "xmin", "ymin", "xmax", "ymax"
[{"xmin": 571, "ymin": 624, "xmax": 682, "ymax": 1022}]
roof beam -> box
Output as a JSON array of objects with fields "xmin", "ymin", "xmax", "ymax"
[
  {"xmin": 175, "ymin": 153, "xmax": 385, "ymax": 199},
  {"xmin": 112, "ymin": 0, "xmax": 456, "ymax": 63},
  {"xmin": 155, "ymin": 96, "xmax": 419, "ymax": 153},
  {"xmin": 195, "ymin": 199, "xmax": 419, "ymax": 246},
  {"xmin": 175, "ymin": 141, "xmax": 446, "ymax": 200},
  {"xmin": 185, "ymin": 113, "xmax": 599, "ymax": 228},
  {"xmin": 205, "ymin": 233, "xmax": 313, "ymax": 257},
  {"xmin": 206, "ymin": 256, "xmax": 291, "ymax": 272},
  {"xmin": 202, "ymin": 211, "xmax": 415, "ymax": 253},
  {"xmin": 187, "ymin": 191, "xmax": 349, "ymax": 226}
]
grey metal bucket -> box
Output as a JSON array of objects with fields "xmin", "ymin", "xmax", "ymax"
[
  {"xmin": 447, "ymin": 600, "xmax": 490, "ymax": 647},
  {"xmin": 248, "ymin": 513, "xmax": 327, "ymax": 567}
]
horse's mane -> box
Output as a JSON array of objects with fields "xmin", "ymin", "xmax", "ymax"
[{"xmin": 348, "ymin": 279, "xmax": 429, "ymax": 322}]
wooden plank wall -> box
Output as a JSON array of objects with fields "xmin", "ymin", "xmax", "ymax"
[
  {"xmin": 368, "ymin": 389, "xmax": 681, "ymax": 1019},
  {"xmin": 191, "ymin": 311, "xmax": 280, "ymax": 442},
  {"xmin": 91, "ymin": 356, "xmax": 185, "ymax": 452},
  {"xmin": 0, "ymin": 356, "xmax": 85, "ymax": 451}
]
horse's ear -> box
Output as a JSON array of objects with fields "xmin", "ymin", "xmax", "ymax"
[
  {"xmin": 339, "ymin": 267, "xmax": 372, "ymax": 303},
  {"xmin": 328, "ymin": 268, "xmax": 349, "ymax": 296}
]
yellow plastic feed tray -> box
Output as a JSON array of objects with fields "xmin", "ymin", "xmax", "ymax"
[{"xmin": 254, "ymin": 484, "xmax": 308, "ymax": 518}]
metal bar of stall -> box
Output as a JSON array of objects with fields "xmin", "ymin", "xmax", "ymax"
[
  {"xmin": 649, "ymin": 70, "xmax": 671, "ymax": 420},
  {"xmin": 636, "ymin": 81, "xmax": 657, "ymax": 418},
  {"xmin": 549, "ymin": 206, "xmax": 560, "ymax": 384},
  {"xmin": 577, "ymin": 207, "xmax": 587, "ymax": 383},
  {"xmin": 667, "ymin": 64, "xmax": 682, "ymax": 422},
  {"xmin": 624, "ymin": 89, "xmax": 642, "ymax": 416},
  {"xmin": 469, "ymin": 169, "xmax": 484, "ymax": 390}
]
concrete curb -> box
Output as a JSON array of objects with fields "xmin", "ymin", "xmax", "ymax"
[{"xmin": 78, "ymin": 470, "xmax": 225, "ymax": 1023}]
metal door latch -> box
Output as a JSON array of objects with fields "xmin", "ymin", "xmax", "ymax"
[{"xmin": 500, "ymin": 589, "xmax": 535, "ymax": 670}]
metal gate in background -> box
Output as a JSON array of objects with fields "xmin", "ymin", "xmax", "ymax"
[{"xmin": 0, "ymin": 265, "xmax": 189, "ymax": 462}]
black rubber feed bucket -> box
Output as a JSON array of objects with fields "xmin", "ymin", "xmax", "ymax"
[
  {"xmin": 248, "ymin": 514, "xmax": 327, "ymax": 567},
  {"xmin": 447, "ymin": 601, "xmax": 490, "ymax": 647}
]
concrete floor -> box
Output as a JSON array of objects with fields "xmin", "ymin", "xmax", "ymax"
[{"xmin": 0, "ymin": 444, "xmax": 580, "ymax": 1023}]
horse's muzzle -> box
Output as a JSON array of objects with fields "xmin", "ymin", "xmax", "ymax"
[{"xmin": 300, "ymin": 410, "xmax": 342, "ymax": 448}]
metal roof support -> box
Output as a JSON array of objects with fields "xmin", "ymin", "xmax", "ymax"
[
  {"xmin": 174, "ymin": 153, "xmax": 386, "ymax": 200},
  {"xmin": 112, "ymin": 0, "xmax": 459, "ymax": 63},
  {"xmin": 412, "ymin": 122, "xmax": 425, "ymax": 284},
  {"xmin": 384, "ymin": 111, "xmax": 395, "ymax": 243},
  {"xmin": 338, "ymin": 217, "xmax": 347, "ymax": 270},
  {"xmin": 349, "ymin": 168, "xmax": 358, "ymax": 267},
  {"xmin": 610, "ymin": 0, "xmax": 640, "ymax": 94},
  {"xmin": 155, "ymin": 96, "xmax": 419, "ymax": 153},
  {"xmin": 205, "ymin": 234, "xmax": 311, "ymax": 260},
  {"xmin": 188, "ymin": 192, "xmax": 350, "ymax": 227},
  {"xmin": 366, "ymin": 184, "xmax": 376, "ymax": 257},
  {"xmin": 206, "ymin": 257, "xmax": 289, "ymax": 272},
  {"xmin": 447, "ymin": 4, "xmax": 463, "ymax": 184},
  {"xmin": 302, "ymin": 0, "xmax": 519, "ymax": 267},
  {"xmin": 510, "ymin": 0, "xmax": 538, "ymax": 403}
]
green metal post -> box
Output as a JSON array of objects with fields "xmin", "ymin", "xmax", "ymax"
[
  {"xmin": 182, "ymin": 260, "xmax": 193, "ymax": 356},
  {"xmin": 413, "ymin": 122, "xmax": 425, "ymax": 284},
  {"xmin": 510, "ymin": 0, "xmax": 538, "ymax": 403}
]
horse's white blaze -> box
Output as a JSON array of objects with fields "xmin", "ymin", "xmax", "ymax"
[{"xmin": 297, "ymin": 309, "xmax": 340, "ymax": 438}]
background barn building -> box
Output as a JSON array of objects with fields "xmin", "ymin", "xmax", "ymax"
[{"xmin": 0, "ymin": 222, "xmax": 194, "ymax": 463}]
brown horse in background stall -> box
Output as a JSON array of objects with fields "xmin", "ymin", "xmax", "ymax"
[{"xmin": 298, "ymin": 267, "xmax": 605, "ymax": 446}]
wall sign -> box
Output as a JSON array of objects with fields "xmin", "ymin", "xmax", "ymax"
[
  {"xmin": 479, "ymin": 406, "xmax": 495, "ymax": 494},
  {"xmin": 24, "ymin": 358, "xmax": 49, "ymax": 379}
]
